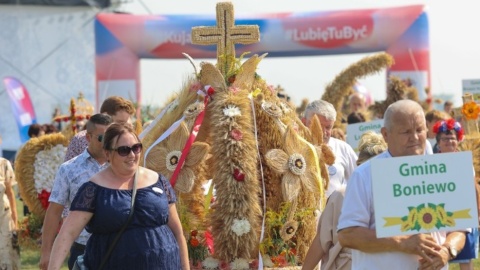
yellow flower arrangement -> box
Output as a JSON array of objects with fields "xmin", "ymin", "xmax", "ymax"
[
  {"xmin": 18, "ymin": 213, "xmax": 43, "ymax": 248},
  {"xmin": 462, "ymin": 101, "xmax": 480, "ymax": 120},
  {"xmin": 259, "ymin": 202, "xmax": 314, "ymax": 267}
]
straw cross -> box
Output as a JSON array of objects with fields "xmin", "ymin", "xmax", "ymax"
[{"xmin": 191, "ymin": 2, "xmax": 260, "ymax": 76}]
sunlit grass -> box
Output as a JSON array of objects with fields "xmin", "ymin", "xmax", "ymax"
[{"xmin": 17, "ymin": 198, "xmax": 68, "ymax": 269}]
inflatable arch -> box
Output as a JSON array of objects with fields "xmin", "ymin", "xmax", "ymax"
[{"xmin": 95, "ymin": 5, "xmax": 429, "ymax": 107}]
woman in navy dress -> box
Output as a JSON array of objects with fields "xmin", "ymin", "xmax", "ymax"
[{"xmin": 48, "ymin": 123, "xmax": 189, "ymax": 270}]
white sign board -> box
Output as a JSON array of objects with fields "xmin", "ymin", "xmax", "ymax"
[
  {"xmin": 462, "ymin": 79, "xmax": 480, "ymax": 102},
  {"xmin": 371, "ymin": 152, "xmax": 478, "ymax": 238},
  {"xmin": 346, "ymin": 119, "xmax": 383, "ymax": 153}
]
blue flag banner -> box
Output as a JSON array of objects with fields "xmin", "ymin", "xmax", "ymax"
[{"xmin": 3, "ymin": 77, "xmax": 37, "ymax": 143}]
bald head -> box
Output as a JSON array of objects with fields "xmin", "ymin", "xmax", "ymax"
[
  {"xmin": 384, "ymin": 100, "xmax": 424, "ymax": 131},
  {"xmin": 381, "ymin": 100, "xmax": 427, "ymax": 157},
  {"xmin": 348, "ymin": 92, "xmax": 366, "ymax": 113}
]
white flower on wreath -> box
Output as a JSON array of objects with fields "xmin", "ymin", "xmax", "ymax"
[
  {"xmin": 223, "ymin": 105, "xmax": 241, "ymax": 117},
  {"xmin": 202, "ymin": 257, "xmax": 219, "ymax": 270},
  {"xmin": 230, "ymin": 258, "xmax": 249, "ymax": 270},
  {"xmin": 34, "ymin": 144, "xmax": 66, "ymax": 193},
  {"xmin": 231, "ymin": 218, "xmax": 251, "ymax": 236},
  {"xmin": 262, "ymin": 254, "xmax": 274, "ymax": 268}
]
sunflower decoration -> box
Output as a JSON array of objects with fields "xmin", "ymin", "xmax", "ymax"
[
  {"xmin": 436, "ymin": 204, "xmax": 449, "ymax": 226},
  {"xmin": 260, "ymin": 99, "xmax": 287, "ymax": 134},
  {"xmin": 145, "ymin": 121, "xmax": 209, "ymax": 193},
  {"xmin": 265, "ymin": 125, "xmax": 321, "ymax": 202},
  {"xmin": 183, "ymin": 101, "xmax": 205, "ymax": 129},
  {"xmin": 280, "ymin": 220, "xmax": 299, "ymax": 242},
  {"xmin": 400, "ymin": 208, "xmax": 418, "ymax": 232},
  {"xmin": 392, "ymin": 203, "xmax": 461, "ymax": 232},
  {"xmin": 462, "ymin": 101, "xmax": 480, "ymax": 120},
  {"xmin": 278, "ymin": 199, "xmax": 299, "ymax": 242},
  {"xmin": 417, "ymin": 205, "xmax": 437, "ymax": 230}
]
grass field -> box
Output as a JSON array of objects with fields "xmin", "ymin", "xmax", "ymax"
[
  {"xmin": 16, "ymin": 198, "xmax": 68, "ymax": 270},
  {"xmin": 15, "ymin": 199, "xmax": 480, "ymax": 269}
]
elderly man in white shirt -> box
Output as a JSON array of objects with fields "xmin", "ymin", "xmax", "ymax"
[
  {"xmin": 303, "ymin": 100, "xmax": 358, "ymax": 198},
  {"xmin": 337, "ymin": 100, "xmax": 466, "ymax": 270}
]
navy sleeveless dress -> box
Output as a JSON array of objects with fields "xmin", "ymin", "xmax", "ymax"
[{"xmin": 70, "ymin": 174, "xmax": 181, "ymax": 269}]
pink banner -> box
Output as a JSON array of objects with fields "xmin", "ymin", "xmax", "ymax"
[
  {"xmin": 3, "ymin": 77, "xmax": 37, "ymax": 143},
  {"xmin": 95, "ymin": 5, "xmax": 430, "ymax": 106}
]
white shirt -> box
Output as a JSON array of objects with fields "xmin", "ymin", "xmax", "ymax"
[
  {"xmin": 425, "ymin": 139, "xmax": 433, "ymax": 155},
  {"xmin": 326, "ymin": 137, "xmax": 357, "ymax": 198},
  {"xmin": 337, "ymin": 151, "xmax": 447, "ymax": 270}
]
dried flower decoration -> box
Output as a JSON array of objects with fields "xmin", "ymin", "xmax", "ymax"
[
  {"xmin": 288, "ymin": 153, "xmax": 306, "ymax": 176},
  {"xmin": 265, "ymin": 126, "xmax": 321, "ymax": 201},
  {"xmin": 280, "ymin": 220, "xmax": 299, "ymax": 241},
  {"xmin": 230, "ymin": 129, "xmax": 243, "ymax": 141},
  {"xmin": 231, "ymin": 218, "xmax": 251, "ymax": 236},
  {"xmin": 223, "ymin": 105, "xmax": 241, "ymax": 117},
  {"xmin": 166, "ymin": 150, "xmax": 183, "ymax": 172},
  {"xmin": 229, "ymin": 86, "xmax": 240, "ymax": 94},
  {"xmin": 233, "ymin": 167, "xmax": 245, "ymax": 181},
  {"xmin": 261, "ymin": 101, "xmax": 283, "ymax": 118},
  {"xmin": 187, "ymin": 229, "xmax": 209, "ymax": 267},
  {"xmin": 462, "ymin": 101, "xmax": 480, "ymax": 120},
  {"xmin": 230, "ymin": 258, "xmax": 250, "ymax": 270},
  {"xmin": 184, "ymin": 102, "xmax": 205, "ymax": 120},
  {"xmin": 262, "ymin": 254, "xmax": 274, "ymax": 267},
  {"xmin": 279, "ymin": 102, "xmax": 292, "ymax": 114},
  {"xmin": 227, "ymin": 74, "xmax": 236, "ymax": 85},
  {"xmin": 202, "ymin": 257, "xmax": 219, "ymax": 270},
  {"xmin": 146, "ymin": 122, "xmax": 209, "ymax": 193}
]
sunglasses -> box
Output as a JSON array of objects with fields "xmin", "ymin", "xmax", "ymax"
[{"xmin": 111, "ymin": 143, "xmax": 143, "ymax": 157}]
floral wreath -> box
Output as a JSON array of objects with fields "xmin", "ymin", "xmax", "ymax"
[
  {"xmin": 432, "ymin": 118, "xmax": 464, "ymax": 141},
  {"xmin": 15, "ymin": 133, "xmax": 68, "ymax": 219}
]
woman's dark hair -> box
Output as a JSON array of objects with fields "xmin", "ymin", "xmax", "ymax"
[
  {"xmin": 103, "ymin": 123, "xmax": 140, "ymax": 150},
  {"xmin": 28, "ymin": 124, "xmax": 44, "ymax": 138},
  {"xmin": 42, "ymin": 124, "xmax": 58, "ymax": 134},
  {"xmin": 347, "ymin": 112, "xmax": 366, "ymax": 124},
  {"xmin": 85, "ymin": 114, "xmax": 113, "ymax": 133}
]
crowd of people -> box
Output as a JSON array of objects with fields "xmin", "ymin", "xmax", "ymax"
[
  {"xmin": 1, "ymin": 90, "xmax": 479, "ymax": 270},
  {"xmin": 299, "ymin": 97, "xmax": 480, "ymax": 270}
]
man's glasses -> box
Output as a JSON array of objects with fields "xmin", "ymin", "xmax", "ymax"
[{"xmin": 111, "ymin": 143, "xmax": 143, "ymax": 157}]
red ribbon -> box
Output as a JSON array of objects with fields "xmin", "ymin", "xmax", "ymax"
[{"xmin": 169, "ymin": 86, "xmax": 213, "ymax": 187}]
